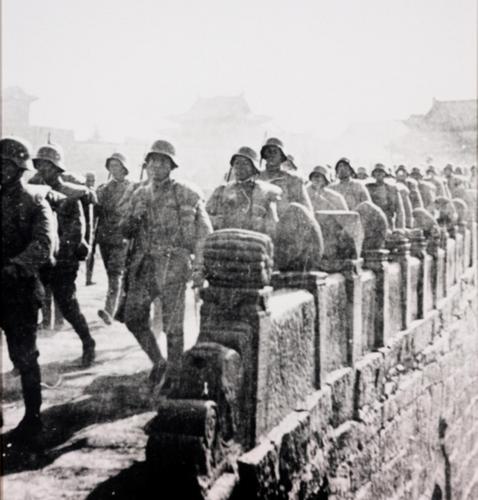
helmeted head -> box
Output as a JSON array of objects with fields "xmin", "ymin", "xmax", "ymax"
[
  {"xmin": 0, "ymin": 136, "xmax": 34, "ymax": 186},
  {"xmin": 33, "ymin": 143, "xmax": 65, "ymax": 185},
  {"xmin": 145, "ymin": 140, "xmax": 178, "ymax": 183},
  {"xmin": 145, "ymin": 140, "xmax": 178, "ymax": 169},
  {"xmin": 356, "ymin": 167, "xmax": 368, "ymax": 180},
  {"xmin": 443, "ymin": 164, "xmax": 454, "ymax": 176},
  {"xmin": 335, "ymin": 157, "xmax": 356, "ymax": 180},
  {"xmin": 260, "ymin": 137, "xmax": 288, "ymax": 169},
  {"xmin": 410, "ymin": 167, "xmax": 423, "ymax": 180},
  {"xmin": 230, "ymin": 146, "xmax": 260, "ymax": 181},
  {"xmin": 426, "ymin": 165, "xmax": 437, "ymax": 176},
  {"xmin": 371, "ymin": 163, "xmax": 389, "ymax": 183},
  {"xmin": 105, "ymin": 152, "xmax": 129, "ymax": 179},
  {"xmin": 309, "ymin": 165, "xmax": 331, "ymax": 187},
  {"xmin": 395, "ymin": 165, "xmax": 408, "ymax": 182},
  {"xmin": 454, "ymin": 166, "xmax": 463, "ymax": 176}
]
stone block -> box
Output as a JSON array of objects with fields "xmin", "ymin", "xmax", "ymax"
[
  {"xmin": 303, "ymin": 386, "xmax": 333, "ymax": 435},
  {"xmin": 387, "ymin": 262, "xmax": 403, "ymax": 338},
  {"xmin": 326, "ymin": 367, "xmax": 355, "ymax": 427},
  {"xmin": 353, "ymin": 352, "xmax": 384, "ymax": 414},
  {"xmin": 255, "ymin": 290, "xmax": 315, "ymax": 438},
  {"xmin": 410, "ymin": 317, "xmax": 434, "ymax": 355},
  {"xmin": 361, "ymin": 270, "xmax": 376, "ymax": 352}
]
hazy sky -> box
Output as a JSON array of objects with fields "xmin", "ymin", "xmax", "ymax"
[{"xmin": 2, "ymin": 0, "xmax": 476, "ymax": 141}]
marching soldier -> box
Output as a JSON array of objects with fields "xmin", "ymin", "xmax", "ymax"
[
  {"xmin": 410, "ymin": 167, "xmax": 437, "ymax": 212},
  {"xmin": 121, "ymin": 140, "xmax": 212, "ymax": 387},
  {"xmin": 366, "ymin": 163, "xmax": 405, "ymax": 229},
  {"xmin": 32, "ymin": 143, "xmax": 96, "ymax": 367},
  {"xmin": 329, "ymin": 157, "xmax": 371, "ymax": 210},
  {"xmin": 258, "ymin": 137, "xmax": 313, "ymax": 217},
  {"xmin": 1, "ymin": 137, "xmax": 55, "ymax": 439},
  {"xmin": 96, "ymin": 153, "xmax": 134, "ymax": 324},
  {"xmin": 425, "ymin": 165, "xmax": 451, "ymax": 198},
  {"xmin": 206, "ymin": 146, "xmax": 282, "ymax": 238},
  {"xmin": 356, "ymin": 167, "xmax": 369, "ymax": 181},
  {"xmin": 395, "ymin": 165, "xmax": 424, "ymax": 209},
  {"xmin": 307, "ymin": 165, "xmax": 348, "ymax": 211}
]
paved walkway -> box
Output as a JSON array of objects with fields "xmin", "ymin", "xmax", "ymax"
[{"xmin": 1, "ymin": 261, "xmax": 200, "ymax": 500}]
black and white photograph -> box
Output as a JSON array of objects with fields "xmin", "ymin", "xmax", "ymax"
[{"xmin": 1, "ymin": 0, "xmax": 477, "ymax": 498}]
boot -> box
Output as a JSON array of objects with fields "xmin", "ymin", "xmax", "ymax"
[{"xmin": 81, "ymin": 338, "xmax": 96, "ymax": 367}]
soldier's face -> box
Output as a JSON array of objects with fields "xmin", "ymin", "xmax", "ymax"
[
  {"xmin": 337, "ymin": 163, "xmax": 351, "ymax": 180},
  {"xmin": 373, "ymin": 171, "xmax": 386, "ymax": 184},
  {"xmin": 232, "ymin": 156, "xmax": 255, "ymax": 181},
  {"xmin": 310, "ymin": 174, "xmax": 326, "ymax": 188},
  {"xmin": 1, "ymin": 159, "xmax": 22, "ymax": 186},
  {"xmin": 146, "ymin": 154, "xmax": 172, "ymax": 182},
  {"xmin": 108, "ymin": 159, "xmax": 127, "ymax": 181},
  {"xmin": 85, "ymin": 175, "xmax": 96, "ymax": 188},
  {"xmin": 396, "ymin": 171, "xmax": 407, "ymax": 182},
  {"xmin": 35, "ymin": 159, "xmax": 61, "ymax": 185},
  {"xmin": 263, "ymin": 146, "xmax": 283, "ymax": 168}
]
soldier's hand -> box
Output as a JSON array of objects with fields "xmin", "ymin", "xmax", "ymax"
[{"xmin": 191, "ymin": 268, "xmax": 205, "ymax": 289}]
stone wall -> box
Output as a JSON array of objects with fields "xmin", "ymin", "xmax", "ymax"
[{"xmin": 235, "ymin": 266, "xmax": 478, "ymax": 499}]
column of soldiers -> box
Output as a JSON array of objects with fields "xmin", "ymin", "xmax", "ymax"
[{"xmin": 1, "ymin": 133, "xmax": 476, "ymax": 443}]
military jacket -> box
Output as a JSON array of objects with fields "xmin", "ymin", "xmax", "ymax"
[
  {"xmin": 96, "ymin": 179, "xmax": 133, "ymax": 246},
  {"xmin": 329, "ymin": 179, "xmax": 371, "ymax": 211},
  {"xmin": 307, "ymin": 185, "xmax": 348, "ymax": 212},
  {"xmin": 258, "ymin": 169, "xmax": 313, "ymax": 217},
  {"xmin": 1, "ymin": 180, "xmax": 55, "ymax": 276},
  {"xmin": 206, "ymin": 179, "xmax": 282, "ymax": 239}
]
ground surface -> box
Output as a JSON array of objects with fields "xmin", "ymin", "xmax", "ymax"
[{"xmin": 1, "ymin": 259, "xmax": 200, "ymax": 500}]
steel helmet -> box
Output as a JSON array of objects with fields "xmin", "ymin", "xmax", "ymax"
[
  {"xmin": 33, "ymin": 143, "xmax": 65, "ymax": 172},
  {"xmin": 260, "ymin": 137, "xmax": 288, "ymax": 161},
  {"xmin": 335, "ymin": 157, "xmax": 357, "ymax": 178},
  {"xmin": 309, "ymin": 165, "xmax": 331, "ymax": 184},
  {"xmin": 145, "ymin": 140, "xmax": 178, "ymax": 169},
  {"xmin": 105, "ymin": 152, "xmax": 129, "ymax": 174},
  {"xmin": 230, "ymin": 146, "xmax": 260, "ymax": 172},
  {"xmin": 0, "ymin": 136, "xmax": 34, "ymax": 171}
]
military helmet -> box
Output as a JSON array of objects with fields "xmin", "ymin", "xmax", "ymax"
[
  {"xmin": 260, "ymin": 137, "xmax": 288, "ymax": 161},
  {"xmin": 443, "ymin": 163, "xmax": 454, "ymax": 174},
  {"xmin": 411, "ymin": 167, "xmax": 423, "ymax": 179},
  {"xmin": 230, "ymin": 146, "xmax": 260, "ymax": 171},
  {"xmin": 395, "ymin": 165, "xmax": 408, "ymax": 176},
  {"xmin": 371, "ymin": 163, "xmax": 390, "ymax": 177},
  {"xmin": 0, "ymin": 136, "xmax": 34, "ymax": 171},
  {"xmin": 426, "ymin": 165, "xmax": 437, "ymax": 175},
  {"xmin": 145, "ymin": 140, "xmax": 178, "ymax": 169},
  {"xmin": 334, "ymin": 157, "xmax": 357, "ymax": 178},
  {"xmin": 105, "ymin": 152, "xmax": 129, "ymax": 174},
  {"xmin": 309, "ymin": 165, "xmax": 331, "ymax": 184},
  {"xmin": 33, "ymin": 143, "xmax": 65, "ymax": 172}
]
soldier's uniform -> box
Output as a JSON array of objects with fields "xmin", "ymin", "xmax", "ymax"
[
  {"xmin": 1, "ymin": 137, "xmax": 55, "ymax": 436},
  {"xmin": 96, "ymin": 153, "xmax": 134, "ymax": 323},
  {"xmin": 207, "ymin": 146, "xmax": 282, "ymax": 239},
  {"xmin": 329, "ymin": 158, "xmax": 371, "ymax": 210},
  {"xmin": 395, "ymin": 181, "xmax": 414, "ymax": 228},
  {"xmin": 366, "ymin": 164, "xmax": 405, "ymax": 229},
  {"xmin": 258, "ymin": 137, "xmax": 313, "ymax": 217},
  {"xmin": 307, "ymin": 165, "xmax": 349, "ymax": 211},
  {"xmin": 121, "ymin": 140, "xmax": 212, "ymax": 383},
  {"xmin": 32, "ymin": 144, "xmax": 96, "ymax": 367},
  {"xmin": 410, "ymin": 168, "xmax": 437, "ymax": 211}
]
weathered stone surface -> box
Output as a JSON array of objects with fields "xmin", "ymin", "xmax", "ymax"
[
  {"xmin": 275, "ymin": 202, "xmax": 324, "ymax": 272},
  {"xmin": 356, "ymin": 200, "xmax": 389, "ymax": 251},
  {"xmin": 315, "ymin": 210, "xmax": 364, "ymax": 271},
  {"xmin": 412, "ymin": 207, "xmax": 440, "ymax": 240}
]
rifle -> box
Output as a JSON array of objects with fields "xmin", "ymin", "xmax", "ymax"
[{"xmin": 114, "ymin": 163, "xmax": 145, "ymax": 323}]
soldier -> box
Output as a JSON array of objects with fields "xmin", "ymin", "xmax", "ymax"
[
  {"xmin": 258, "ymin": 137, "xmax": 313, "ymax": 217},
  {"xmin": 32, "ymin": 144, "xmax": 96, "ymax": 367},
  {"xmin": 96, "ymin": 153, "xmax": 134, "ymax": 324},
  {"xmin": 395, "ymin": 165, "xmax": 424, "ymax": 209},
  {"xmin": 121, "ymin": 140, "xmax": 212, "ymax": 387},
  {"xmin": 366, "ymin": 163, "xmax": 405, "ymax": 229},
  {"xmin": 329, "ymin": 157, "xmax": 371, "ymax": 210},
  {"xmin": 206, "ymin": 146, "xmax": 282, "ymax": 238},
  {"xmin": 1, "ymin": 137, "xmax": 55, "ymax": 438},
  {"xmin": 426, "ymin": 165, "xmax": 451, "ymax": 198},
  {"xmin": 307, "ymin": 165, "xmax": 348, "ymax": 211}
]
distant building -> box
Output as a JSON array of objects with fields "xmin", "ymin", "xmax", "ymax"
[{"xmin": 391, "ymin": 98, "xmax": 477, "ymax": 166}]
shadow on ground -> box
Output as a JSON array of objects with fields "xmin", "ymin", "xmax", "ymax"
[{"xmin": 1, "ymin": 369, "xmax": 154, "ymax": 476}]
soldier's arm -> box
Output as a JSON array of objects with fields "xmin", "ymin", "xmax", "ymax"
[
  {"xmin": 10, "ymin": 198, "xmax": 55, "ymax": 275},
  {"xmin": 206, "ymin": 185, "xmax": 226, "ymax": 230},
  {"xmin": 192, "ymin": 200, "xmax": 214, "ymax": 286},
  {"xmin": 297, "ymin": 180, "xmax": 314, "ymax": 213},
  {"xmin": 120, "ymin": 189, "xmax": 147, "ymax": 239}
]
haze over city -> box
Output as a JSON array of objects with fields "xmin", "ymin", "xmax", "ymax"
[{"xmin": 2, "ymin": 0, "xmax": 476, "ymax": 142}]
